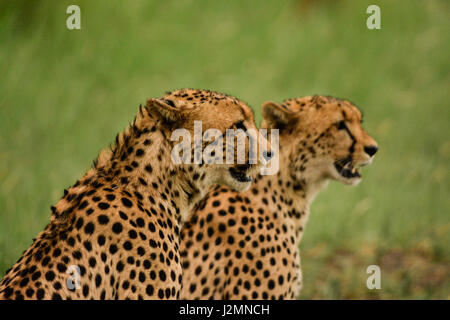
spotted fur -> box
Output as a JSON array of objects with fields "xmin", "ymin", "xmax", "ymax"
[
  {"xmin": 0, "ymin": 89, "xmax": 268, "ymax": 300},
  {"xmin": 180, "ymin": 95, "xmax": 378, "ymax": 299}
]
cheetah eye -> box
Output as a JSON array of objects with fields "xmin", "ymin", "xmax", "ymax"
[
  {"xmin": 164, "ymin": 99, "xmax": 176, "ymax": 108},
  {"xmin": 337, "ymin": 121, "xmax": 346, "ymax": 130},
  {"xmin": 235, "ymin": 121, "xmax": 247, "ymax": 131}
]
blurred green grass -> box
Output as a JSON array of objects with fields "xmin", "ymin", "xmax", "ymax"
[{"xmin": 0, "ymin": 0, "xmax": 448, "ymax": 299}]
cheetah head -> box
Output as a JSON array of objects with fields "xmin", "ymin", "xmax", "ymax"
[
  {"xmin": 262, "ymin": 95, "xmax": 378, "ymax": 186},
  {"xmin": 148, "ymin": 89, "xmax": 270, "ymax": 193}
]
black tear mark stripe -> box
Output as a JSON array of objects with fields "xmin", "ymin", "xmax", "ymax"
[{"xmin": 341, "ymin": 122, "xmax": 357, "ymax": 154}]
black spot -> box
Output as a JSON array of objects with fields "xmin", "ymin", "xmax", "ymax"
[
  {"xmin": 53, "ymin": 248, "xmax": 62, "ymax": 257},
  {"xmin": 95, "ymin": 274, "xmax": 102, "ymax": 287},
  {"xmin": 78, "ymin": 201, "xmax": 88, "ymax": 210},
  {"xmin": 119, "ymin": 211, "xmax": 128, "ymax": 220},
  {"xmin": 25, "ymin": 288, "xmax": 35, "ymax": 298},
  {"xmin": 19, "ymin": 277, "xmax": 29, "ymax": 287},
  {"xmin": 123, "ymin": 241, "xmax": 132, "ymax": 250},
  {"xmin": 98, "ymin": 202, "xmax": 110, "ymax": 210},
  {"xmin": 31, "ymin": 271, "xmax": 41, "ymax": 280},
  {"xmin": 3, "ymin": 287, "xmax": 13, "ymax": 298},
  {"xmin": 136, "ymin": 218, "xmax": 145, "ymax": 227},
  {"xmin": 112, "ymin": 222, "xmax": 123, "ymax": 234},
  {"xmin": 109, "ymin": 244, "xmax": 118, "ymax": 254},
  {"xmin": 146, "ymin": 285, "xmax": 154, "ymax": 296},
  {"xmin": 67, "ymin": 237, "xmax": 75, "ymax": 247},
  {"xmin": 98, "ymin": 215, "xmax": 109, "ymax": 225},
  {"xmin": 137, "ymin": 247, "xmax": 145, "ymax": 256},
  {"xmin": 116, "ymin": 261, "xmax": 125, "ymax": 272},
  {"xmin": 128, "ymin": 230, "xmax": 137, "ymax": 239},
  {"xmin": 106, "ymin": 194, "xmax": 116, "ymax": 201},
  {"xmin": 89, "ymin": 257, "xmax": 97, "ymax": 267},
  {"xmin": 98, "ymin": 235, "xmax": 106, "ymax": 246},
  {"xmin": 121, "ymin": 197, "xmax": 133, "ymax": 208},
  {"xmin": 45, "ymin": 271, "xmax": 55, "ymax": 281},
  {"xmin": 75, "ymin": 218, "xmax": 84, "ymax": 230},
  {"xmin": 57, "ymin": 263, "xmax": 67, "ymax": 273},
  {"xmin": 36, "ymin": 288, "xmax": 45, "ymax": 300},
  {"xmin": 83, "ymin": 241, "xmax": 92, "ymax": 251},
  {"xmin": 84, "ymin": 222, "xmax": 95, "ymax": 235},
  {"xmin": 72, "ymin": 250, "xmax": 82, "ymax": 260},
  {"xmin": 83, "ymin": 284, "xmax": 89, "ymax": 297},
  {"xmin": 149, "ymin": 240, "xmax": 158, "ymax": 248}
]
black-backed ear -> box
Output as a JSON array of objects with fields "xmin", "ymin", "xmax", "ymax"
[
  {"xmin": 261, "ymin": 101, "xmax": 293, "ymax": 129},
  {"xmin": 146, "ymin": 98, "xmax": 184, "ymax": 123}
]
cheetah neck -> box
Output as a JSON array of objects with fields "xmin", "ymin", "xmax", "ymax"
[
  {"xmin": 252, "ymin": 144, "xmax": 329, "ymax": 240},
  {"xmin": 52, "ymin": 112, "xmax": 211, "ymax": 228}
]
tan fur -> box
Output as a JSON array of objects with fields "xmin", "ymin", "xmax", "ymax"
[
  {"xmin": 180, "ymin": 95, "xmax": 378, "ymax": 299},
  {"xmin": 0, "ymin": 89, "xmax": 269, "ymax": 300}
]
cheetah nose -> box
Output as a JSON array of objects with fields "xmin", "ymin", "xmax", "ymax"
[{"xmin": 364, "ymin": 145, "xmax": 378, "ymax": 157}]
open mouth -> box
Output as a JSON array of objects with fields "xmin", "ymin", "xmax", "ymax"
[
  {"xmin": 229, "ymin": 167, "xmax": 252, "ymax": 183},
  {"xmin": 334, "ymin": 157, "xmax": 362, "ymax": 179}
]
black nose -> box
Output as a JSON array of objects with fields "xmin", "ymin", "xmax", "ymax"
[
  {"xmin": 364, "ymin": 145, "xmax": 378, "ymax": 157},
  {"xmin": 263, "ymin": 150, "xmax": 273, "ymax": 161}
]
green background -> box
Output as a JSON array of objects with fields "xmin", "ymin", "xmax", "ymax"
[{"xmin": 0, "ymin": 0, "xmax": 448, "ymax": 299}]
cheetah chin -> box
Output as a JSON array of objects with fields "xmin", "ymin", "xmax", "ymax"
[
  {"xmin": 229, "ymin": 162, "xmax": 265, "ymax": 184},
  {"xmin": 229, "ymin": 167, "xmax": 252, "ymax": 183},
  {"xmin": 225, "ymin": 164, "xmax": 263, "ymax": 192}
]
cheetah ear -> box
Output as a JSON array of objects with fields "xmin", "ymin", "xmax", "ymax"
[
  {"xmin": 146, "ymin": 98, "xmax": 184, "ymax": 123},
  {"xmin": 261, "ymin": 101, "xmax": 292, "ymax": 129}
]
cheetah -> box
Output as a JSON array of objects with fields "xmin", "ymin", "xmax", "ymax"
[
  {"xmin": 180, "ymin": 95, "xmax": 378, "ymax": 299},
  {"xmin": 0, "ymin": 89, "xmax": 269, "ymax": 300}
]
